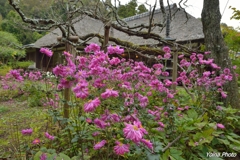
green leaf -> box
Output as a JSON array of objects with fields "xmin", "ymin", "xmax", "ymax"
[
  {"xmin": 229, "ymin": 144, "xmax": 240, "ymax": 152},
  {"xmin": 211, "ymin": 137, "xmax": 219, "ymax": 146},
  {"xmin": 212, "ymin": 131, "xmax": 224, "ymax": 136},
  {"xmin": 33, "ymin": 151, "xmax": 42, "ymax": 160},
  {"xmin": 202, "ymin": 128, "xmax": 214, "ymax": 137},
  {"xmin": 71, "ymin": 135, "xmax": 79, "ymax": 143},
  {"xmin": 187, "ymin": 109, "xmax": 198, "ymax": 119},
  {"xmin": 56, "ymin": 153, "xmax": 71, "ymax": 160},
  {"xmin": 146, "ymin": 153, "xmax": 159, "ymax": 160},
  {"xmin": 162, "ymin": 149, "xmax": 170, "ymax": 160},
  {"xmin": 154, "ymin": 141, "xmax": 163, "ymax": 152},
  {"xmin": 169, "ymin": 148, "xmax": 184, "ymax": 160},
  {"xmin": 195, "ymin": 122, "xmax": 207, "ymax": 129},
  {"xmin": 188, "ymin": 140, "xmax": 195, "ymax": 147},
  {"xmin": 228, "ymin": 132, "xmax": 240, "ymax": 139},
  {"xmin": 217, "ymin": 138, "xmax": 230, "ymax": 145},
  {"xmin": 193, "ymin": 132, "xmax": 202, "ymax": 141},
  {"xmin": 227, "ymin": 135, "xmax": 240, "ymax": 144}
]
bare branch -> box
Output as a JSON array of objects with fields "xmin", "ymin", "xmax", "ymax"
[
  {"xmin": 178, "ymin": 0, "xmax": 189, "ymax": 23},
  {"xmin": 8, "ymin": 0, "xmax": 56, "ymax": 26},
  {"xmin": 147, "ymin": 0, "xmax": 157, "ymax": 35},
  {"xmin": 162, "ymin": 135, "xmax": 182, "ymax": 152},
  {"xmin": 159, "ymin": 0, "xmax": 166, "ymax": 23}
]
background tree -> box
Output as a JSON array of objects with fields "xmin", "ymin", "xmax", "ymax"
[
  {"xmin": 118, "ymin": 0, "xmax": 143, "ymax": 18},
  {"xmin": 1, "ymin": 11, "xmax": 44, "ymax": 44},
  {"xmin": 0, "ymin": 31, "xmax": 25, "ymax": 64},
  {"xmin": 222, "ymin": 24, "xmax": 240, "ymax": 58},
  {"xmin": 230, "ymin": 6, "xmax": 240, "ymax": 21},
  {"xmin": 202, "ymin": 0, "xmax": 240, "ymax": 108},
  {"xmin": 0, "ymin": 0, "xmax": 12, "ymax": 18},
  {"xmin": 137, "ymin": 4, "xmax": 148, "ymax": 14}
]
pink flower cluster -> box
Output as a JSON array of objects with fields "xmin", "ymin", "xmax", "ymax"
[
  {"xmin": 40, "ymin": 48, "xmax": 53, "ymax": 57},
  {"xmin": 9, "ymin": 70, "xmax": 23, "ymax": 81},
  {"xmin": 107, "ymin": 45, "xmax": 124, "ymax": 54},
  {"xmin": 84, "ymin": 97, "xmax": 101, "ymax": 112},
  {"xmin": 40, "ymin": 44, "xmax": 234, "ymax": 156},
  {"xmin": 42, "ymin": 94, "xmax": 60, "ymax": 109},
  {"xmin": 84, "ymin": 43, "xmax": 101, "ymax": 53},
  {"xmin": 45, "ymin": 132, "xmax": 55, "ymax": 140},
  {"xmin": 94, "ymin": 140, "xmax": 107, "ymax": 150},
  {"xmin": 32, "ymin": 138, "xmax": 41, "ymax": 144},
  {"xmin": 21, "ymin": 128, "xmax": 55, "ymax": 145},
  {"xmin": 216, "ymin": 123, "xmax": 225, "ymax": 129},
  {"xmin": 177, "ymin": 52, "xmax": 233, "ymax": 98},
  {"xmin": 162, "ymin": 46, "xmax": 171, "ymax": 53},
  {"xmin": 123, "ymin": 121, "xmax": 148, "ymax": 143},
  {"xmin": 114, "ymin": 141, "xmax": 130, "ymax": 155},
  {"xmin": 101, "ymin": 89, "xmax": 119, "ymax": 99},
  {"xmin": 21, "ymin": 128, "xmax": 33, "ymax": 135}
]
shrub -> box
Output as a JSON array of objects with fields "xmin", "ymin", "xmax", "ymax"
[
  {"xmin": 11, "ymin": 61, "xmax": 34, "ymax": 70},
  {"xmin": 2, "ymin": 45, "xmax": 240, "ymax": 160},
  {"xmin": 0, "ymin": 65, "xmax": 12, "ymax": 76}
]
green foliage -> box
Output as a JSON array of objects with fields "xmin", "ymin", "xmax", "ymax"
[
  {"xmin": 0, "ymin": 31, "xmax": 25, "ymax": 64},
  {"xmin": 230, "ymin": 6, "xmax": 240, "ymax": 20},
  {"xmin": 0, "ymin": 99, "xmax": 47, "ymax": 158},
  {"xmin": 232, "ymin": 59, "xmax": 240, "ymax": 86},
  {"xmin": 11, "ymin": 61, "xmax": 34, "ymax": 70},
  {"xmin": 34, "ymin": 149, "xmax": 72, "ymax": 160},
  {"xmin": 1, "ymin": 46, "xmax": 240, "ymax": 159},
  {"xmin": 137, "ymin": 4, "xmax": 148, "ymax": 14},
  {"xmin": 0, "ymin": 106, "xmax": 10, "ymax": 113},
  {"xmin": 22, "ymin": 81, "xmax": 47, "ymax": 107},
  {"xmin": 118, "ymin": 0, "xmax": 148, "ymax": 18},
  {"xmin": 0, "ymin": 0, "xmax": 12, "ymax": 18},
  {"xmin": 1, "ymin": 10, "xmax": 45, "ymax": 44},
  {"xmin": 0, "ymin": 14, "xmax": 2, "ymax": 30},
  {"xmin": 0, "ymin": 65, "xmax": 11, "ymax": 76},
  {"xmin": 222, "ymin": 24, "xmax": 240, "ymax": 55}
]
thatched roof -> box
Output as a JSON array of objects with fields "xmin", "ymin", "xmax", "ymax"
[{"xmin": 34, "ymin": 4, "xmax": 204, "ymax": 48}]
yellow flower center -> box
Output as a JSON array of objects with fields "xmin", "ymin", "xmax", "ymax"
[{"xmin": 133, "ymin": 125, "xmax": 139, "ymax": 131}]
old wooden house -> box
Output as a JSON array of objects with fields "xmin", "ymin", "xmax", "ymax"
[{"xmin": 25, "ymin": 3, "xmax": 204, "ymax": 71}]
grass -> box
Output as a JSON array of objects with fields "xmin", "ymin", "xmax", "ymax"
[
  {"xmin": 0, "ymin": 106, "xmax": 10, "ymax": 113},
  {"xmin": 0, "ymin": 98, "xmax": 47, "ymax": 159}
]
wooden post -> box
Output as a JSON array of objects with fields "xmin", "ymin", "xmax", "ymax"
[
  {"xmin": 172, "ymin": 52, "xmax": 178, "ymax": 92},
  {"xmin": 57, "ymin": 36, "xmax": 78, "ymax": 118},
  {"xmin": 103, "ymin": 23, "xmax": 110, "ymax": 52},
  {"xmin": 64, "ymin": 42, "xmax": 71, "ymax": 118}
]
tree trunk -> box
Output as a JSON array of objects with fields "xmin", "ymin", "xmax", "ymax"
[{"xmin": 201, "ymin": 0, "xmax": 240, "ymax": 108}]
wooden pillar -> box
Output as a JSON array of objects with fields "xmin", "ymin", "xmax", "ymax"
[
  {"xmin": 172, "ymin": 52, "xmax": 178, "ymax": 92},
  {"xmin": 103, "ymin": 23, "xmax": 111, "ymax": 52},
  {"xmin": 57, "ymin": 36, "xmax": 79, "ymax": 118}
]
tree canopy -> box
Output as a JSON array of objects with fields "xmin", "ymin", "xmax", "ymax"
[
  {"xmin": 1, "ymin": 11, "xmax": 44, "ymax": 44},
  {"xmin": 230, "ymin": 6, "xmax": 240, "ymax": 20},
  {"xmin": 222, "ymin": 24, "xmax": 240, "ymax": 54},
  {"xmin": 0, "ymin": 31, "xmax": 25, "ymax": 64},
  {"xmin": 118, "ymin": 0, "xmax": 148, "ymax": 18}
]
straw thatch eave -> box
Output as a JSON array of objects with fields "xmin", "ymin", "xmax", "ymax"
[{"xmin": 33, "ymin": 3, "xmax": 204, "ymax": 49}]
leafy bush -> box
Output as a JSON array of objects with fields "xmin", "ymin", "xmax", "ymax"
[
  {"xmin": 0, "ymin": 31, "xmax": 25, "ymax": 64},
  {"xmin": 2, "ymin": 45, "xmax": 240, "ymax": 159},
  {"xmin": 231, "ymin": 59, "xmax": 240, "ymax": 86},
  {"xmin": 23, "ymin": 81, "xmax": 47, "ymax": 107},
  {"xmin": 11, "ymin": 61, "xmax": 34, "ymax": 70},
  {"xmin": 0, "ymin": 65, "xmax": 11, "ymax": 76}
]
